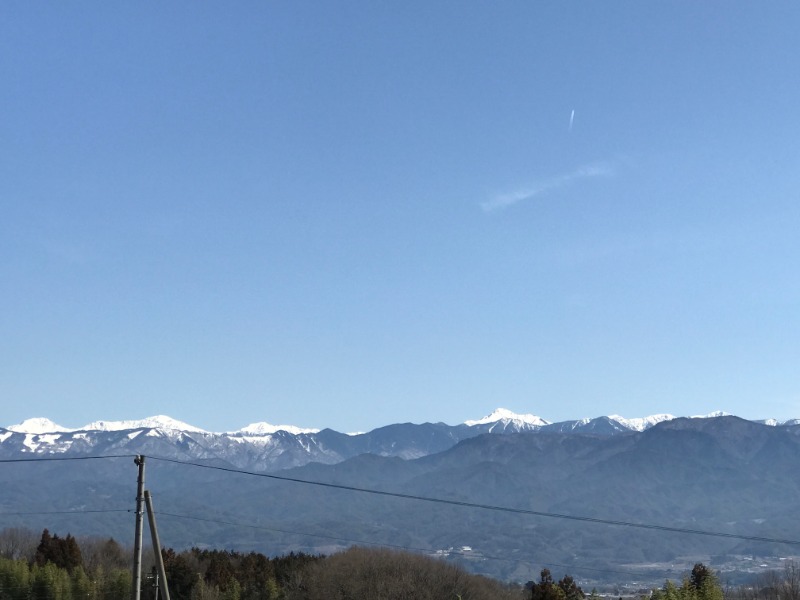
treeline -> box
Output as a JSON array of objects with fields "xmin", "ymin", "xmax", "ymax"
[
  {"xmin": 727, "ymin": 562, "xmax": 800, "ymax": 600},
  {"xmin": 646, "ymin": 562, "xmax": 800, "ymax": 600},
  {"xmin": 155, "ymin": 546, "xmax": 321, "ymax": 600},
  {"xmin": 281, "ymin": 546, "xmax": 521, "ymax": 600},
  {"xmin": 0, "ymin": 527, "xmax": 517, "ymax": 599},
  {"xmin": 6, "ymin": 526, "xmax": 796, "ymax": 600},
  {"xmin": 649, "ymin": 563, "xmax": 724, "ymax": 600},
  {"xmin": 527, "ymin": 568, "xmax": 589, "ymax": 600},
  {"xmin": 0, "ymin": 528, "xmax": 131, "ymax": 599},
  {"xmin": 0, "ymin": 527, "xmax": 525, "ymax": 599},
  {"xmin": 133, "ymin": 545, "xmax": 520, "ymax": 600},
  {"xmin": 0, "ymin": 527, "xmax": 318, "ymax": 600}
]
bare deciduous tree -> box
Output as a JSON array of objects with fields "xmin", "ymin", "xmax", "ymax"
[
  {"xmin": 282, "ymin": 546, "xmax": 521, "ymax": 600},
  {"xmin": 0, "ymin": 527, "xmax": 38, "ymax": 561}
]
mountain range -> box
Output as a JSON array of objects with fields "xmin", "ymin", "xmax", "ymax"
[
  {"xmin": 2, "ymin": 410, "xmax": 800, "ymax": 586},
  {"xmin": 3, "ymin": 409, "xmax": 797, "ymax": 471}
]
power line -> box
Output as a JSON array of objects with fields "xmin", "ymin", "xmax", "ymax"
[
  {"xmin": 149, "ymin": 456, "xmax": 800, "ymax": 547},
  {"xmin": 0, "ymin": 509, "xmax": 130, "ymax": 516},
  {"xmin": 0, "ymin": 456, "xmax": 789, "ymax": 585},
  {"xmin": 0, "ymin": 500, "xmax": 648, "ymax": 580},
  {"xmin": 0, "ymin": 455, "xmax": 133, "ymax": 463},
  {"xmin": 159, "ymin": 509, "xmax": 485, "ymax": 556},
  {"xmin": 4, "ymin": 452, "xmax": 799, "ymax": 570},
  {"xmin": 154, "ymin": 509, "xmax": 653, "ymax": 579}
]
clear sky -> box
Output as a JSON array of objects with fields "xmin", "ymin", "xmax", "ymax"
[{"xmin": 2, "ymin": 2, "xmax": 799, "ymax": 433}]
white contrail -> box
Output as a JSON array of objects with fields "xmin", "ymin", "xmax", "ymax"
[
  {"xmin": 569, "ymin": 109, "xmax": 575, "ymax": 132},
  {"xmin": 480, "ymin": 161, "xmax": 613, "ymax": 212}
]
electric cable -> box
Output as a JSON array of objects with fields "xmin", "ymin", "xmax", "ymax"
[
  {"xmin": 152, "ymin": 508, "xmax": 662, "ymax": 579},
  {"xmin": 0, "ymin": 509, "xmax": 130, "ymax": 516},
  {"xmin": 0, "ymin": 455, "xmax": 133, "ymax": 463},
  {"xmin": 148, "ymin": 456, "xmax": 800, "ymax": 547}
]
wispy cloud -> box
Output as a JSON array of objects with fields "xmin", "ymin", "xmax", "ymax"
[{"xmin": 481, "ymin": 162, "xmax": 614, "ymax": 213}]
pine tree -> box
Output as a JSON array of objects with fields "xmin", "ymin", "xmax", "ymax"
[
  {"xmin": 33, "ymin": 529, "xmax": 53, "ymax": 568},
  {"xmin": 33, "ymin": 529, "xmax": 83, "ymax": 573},
  {"xmin": 558, "ymin": 574, "xmax": 586, "ymax": 600},
  {"xmin": 650, "ymin": 564, "xmax": 723, "ymax": 600},
  {"xmin": 530, "ymin": 569, "xmax": 567, "ymax": 600}
]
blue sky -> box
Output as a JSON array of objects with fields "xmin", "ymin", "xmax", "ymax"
[{"xmin": 2, "ymin": 2, "xmax": 799, "ymax": 433}]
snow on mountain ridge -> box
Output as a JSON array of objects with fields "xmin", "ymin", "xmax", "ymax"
[
  {"xmin": 6, "ymin": 418, "xmax": 72, "ymax": 434},
  {"xmin": 5, "ymin": 410, "xmax": 796, "ymax": 438},
  {"xmin": 464, "ymin": 408, "xmax": 549, "ymax": 427},
  {"xmin": 3, "ymin": 415, "xmax": 319, "ymax": 436},
  {"xmin": 80, "ymin": 415, "xmax": 208, "ymax": 433},
  {"xmin": 235, "ymin": 422, "xmax": 320, "ymax": 436},
  {"xmin": 691, "ymin": 411, "xmax": 731, "ymax": 419},
  {"xmin": 608, "ymin": 414, "xmax": 676, "ymax": 431}
]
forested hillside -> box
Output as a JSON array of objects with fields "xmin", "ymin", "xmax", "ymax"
[
  {"xmin": 0, "ymin": 527, "xmax": 521, "ymax": 599},
  {"xmin": 2, "ymin": 417, "xmax": 799, "ymax": 583},
  {"xmin": 5, "ymin": 526, "xmax": 796, "ymax": 600}
]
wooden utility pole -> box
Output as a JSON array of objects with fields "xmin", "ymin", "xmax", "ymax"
[
  {"xmin": 145, "ymin": 490, "xmax": 171, "ymax": 600},
  {"xmin": 131, "ymin": 455, "xmax": 146, "ymax": 600}
]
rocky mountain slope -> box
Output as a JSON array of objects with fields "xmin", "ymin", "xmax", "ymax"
[
  {"xmin": 4, "ymin": 409, "xmax": 795, "ymax": 472},
  {"xmin": 2, "ymin": 414, "xmax": 800, "ymax": 584}
]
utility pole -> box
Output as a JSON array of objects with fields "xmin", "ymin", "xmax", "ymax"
[
  {"xmin": 145, "ymin": 490, "xmax": 171, "ymax": 600},
  {"xmin": 131, "ymin": 455, "xmax": 146, "ymax": 600}
]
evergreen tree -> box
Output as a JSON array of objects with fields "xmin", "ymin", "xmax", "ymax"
[
  {"xmin": 221, "ymin": 577, "xmax": 242, "ymax": 600},
  {"xmin": 205, "ymin": 551, "xmax": 235, "ymax": 590},
  {"xmin": 70, "ymin": 565, "xmax": 93, "ymax": 599},
  {"xmin": 0, "ymin": 557, "xmax": 31, "ymax": 600},
  {"xmin": 30, "ymin": 562, "xmax": 71, "ymax": 600},
  {"xmin": 690, "ymin": 563, "xmax": 713, "ymax": 591},
  {"xmin": 650, "ymin": 564, "xmax": 723, "ymax": 600},
  {"xmin": 238, "ymin": 551, "xmax": 278, "ymax": 600},
  {"xmin": 163, "ymin": 547, "xmax": 198, "ymax": 600},
  {"xmin": 558, "ymin": 574, "xmax": 586, "ymax": 600},
  {"xmin": 102, "ymin": 568, "xmax": 132, "ymax": 599},
  {"xmin": 34, "ymin": 529, "xmax": 83, "ymax": 573},
  {"xmin": 529, "ymin": 569, "xmax": 567, "ymax": 600},
  {"xmin": 33, "ymin": 529, "xmax": 53, "ymax": 568}
]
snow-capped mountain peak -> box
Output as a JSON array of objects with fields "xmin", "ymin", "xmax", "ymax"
[
  {"xmin": 464, "ymin": 408, "xmax": 549, "ymax": 428},
  {"xmin": 235, "ymin": 422, "xmax": 320, "ymax": 436},
  {"xmin": 5, "ymin": 418, "xmax": 72, "ymax": 434},
  {"xmin": 79, "ymin": 415, "xmax": 207, "ymax": 433},
  {"xmin": 2, "ymin": 411, "xmax": 799, "ymax": 476},
  {"xmin": 692, "ymin": 410, "xmax": 731, "ymax": 419},
  {"xmin": 607, "ymin": 414, "xmax": 676, "ymax": 432}
]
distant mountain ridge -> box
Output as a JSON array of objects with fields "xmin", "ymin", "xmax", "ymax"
[
  {"xmin": 3, "ymin": 415, "xmax": 800, "ymax": 584},
  {"xmin": 3, "ymin": 415, "xmax": 317, "ymax": 435},
  {"xmin": 2, "ymin": 409, "xmax": 798, "ymax": 472}
]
